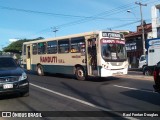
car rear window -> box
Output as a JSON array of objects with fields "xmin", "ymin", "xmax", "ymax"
[{"xmin": 0, "ymin": 58, "xmax": 17, "ymax": 68}]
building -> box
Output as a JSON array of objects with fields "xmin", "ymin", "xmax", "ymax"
[
  {"xmin": 124, "ymin": 4, "xmax": 160, "ymax": 68},
  {"xmin": 125, "ymin": 23, "xmax": 152, "ymax": 68},
  {"xmin": 151, "ymin": 4, "xmax": 160, "ymax": 38}
]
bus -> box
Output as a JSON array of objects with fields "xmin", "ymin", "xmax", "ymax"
[{"xmin": 22, "ymin": 31, "xmax": 128, "ymax": 80}]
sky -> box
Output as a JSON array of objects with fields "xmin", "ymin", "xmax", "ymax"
[{"xmin": 0, "ymin": 0, "xmax": 160, "ymax": 50}]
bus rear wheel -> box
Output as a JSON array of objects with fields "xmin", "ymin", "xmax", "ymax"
[
  {"xmin": 37, "ymin": 65, "xmax": 44, "ymax": 76},
  {"xmin": 75, "ymin": 67, "xmax": 86, "ymax": 81}
]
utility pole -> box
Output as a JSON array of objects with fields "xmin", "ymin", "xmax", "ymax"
[
  {"xmin": 135, "ymin": 2, "xmax": 147, "ymax": 55},
  {"xmin": 52, "ymin": 27, "xmax": 58, "ymax": 37}
]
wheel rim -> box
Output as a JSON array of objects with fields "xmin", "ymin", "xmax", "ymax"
[
  {"xmin": 38, "ymin": 67, "xmax": 42, "ymax": 74},
  {"xmin": 77, "ymin": 69, "xmax": 84, "ymax": 78}
]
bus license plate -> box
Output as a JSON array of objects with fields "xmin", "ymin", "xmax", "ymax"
[
  {"xmin": 113, "ymin": 72, "xmax": 123, "ymax": 75},
  {"xmin": 3, "ymin": 84, "xmax": 13, "ymax": 89}
]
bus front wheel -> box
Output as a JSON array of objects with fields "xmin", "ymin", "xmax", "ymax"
[
  {"xmin": 75, "ymin": 67, "xmax": 86, "ymax": 81},
  {"xmin": 37, "ymin": 65, "xmax": 44, "ymax": 76}
]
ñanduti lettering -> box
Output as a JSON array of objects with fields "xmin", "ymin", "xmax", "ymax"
[{"xmin": 40, "ymin": 56, "xmax": 57, "ymax": 63}]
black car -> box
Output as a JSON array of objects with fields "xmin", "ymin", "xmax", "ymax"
[
  {"xmin": 0, "ymin": 56, "xmax": 29, "ymax": 97},
  {"xmin": 153, "ymin": 61, "xmax": 160, "ymax": 92}
]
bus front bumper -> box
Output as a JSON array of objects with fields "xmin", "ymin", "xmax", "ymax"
[{"xmin": 101, "ymin": 68, "xmax": 128, "ymax": 77}]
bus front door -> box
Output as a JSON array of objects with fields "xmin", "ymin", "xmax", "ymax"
[
  {"xmin": 26, "ymin": 45, "xmax": 31, "ymax": 70},
  {"xmin": 87, "ymin": 38, "xmax": 98, "ymax": 76}
]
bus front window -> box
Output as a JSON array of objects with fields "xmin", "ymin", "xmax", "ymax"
[{"xmin": 101, "ymin": 43, "xmax": 127, "ymax": 61}]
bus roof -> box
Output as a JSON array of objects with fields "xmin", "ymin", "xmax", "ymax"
[{"xmin": 23, "ymin": 30, "xmax": 122, "ymax": 44}]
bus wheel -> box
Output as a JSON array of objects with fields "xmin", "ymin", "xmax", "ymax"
[
  {"xmin": 75, "ymin": 67, "xmax": 86, "ymax": 81},
  {"xmin": 37, "ymin": 65, "xmax": 44, "ymax": 76}
]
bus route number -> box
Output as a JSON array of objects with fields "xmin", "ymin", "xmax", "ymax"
[{"xmin": 102, "ymin": 32, "xmax": 121, "ymax": 38}]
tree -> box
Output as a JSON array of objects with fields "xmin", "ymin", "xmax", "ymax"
[
  {"xmin": 121, "ymin": 32, "xmax": 129, "ymax": 36},
  {"xmin": 3, "ymin": 37, "xmax": 44, "ymax": 53}
]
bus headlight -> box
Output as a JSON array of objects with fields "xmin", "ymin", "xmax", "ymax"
[
  {"xmin": 102, "ymin": 64, "xmax": 109, "ymax": 69},
  {"xmin": 19, "ymin": 72, "xmax": 27, "ymax": 81}
]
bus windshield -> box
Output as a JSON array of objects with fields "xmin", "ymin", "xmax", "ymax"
[{"xmin": 101, "ymin": 42, "xmax": 127, "ymax": 61}]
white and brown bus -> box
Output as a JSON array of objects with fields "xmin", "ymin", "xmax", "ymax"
[{"xmin": 22, "ymin": 31, "xmax": 128, "ymax": 80}]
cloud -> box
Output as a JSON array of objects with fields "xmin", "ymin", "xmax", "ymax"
[{"xmin": 9, "ymin": 38, "xmax": 19, "ymax": 42}]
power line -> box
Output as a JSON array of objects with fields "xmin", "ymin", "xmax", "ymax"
[
  {"xmin": 0, "ymin": 6, "xmax": 137, "ymax": 20},
  {"xmin": 54, "ymin": 2, "xmax": 139, "ymax": 29},
  {"xmin": 13, "ymin": 0, "xmax": 158, "ymax": 38},
  {"xmin": 51, "ymin": 0, "xmax": 153, "ymax": 29},
  {"xmin": 22, "ymin": 1, "xmax": 140, "ymax": 38},
  {"xmin": 0, "ymin": 5, "xmax": 142, "ymax": 21},
  {"xmin": 105, "ymin": 17, "xmax": 152, "ymax": 30},
  {"xmin": 0, "ymin": 6, "xmax": 93, "ymax": 18},
  {"xmin": 54, "ymin": 0, "xmax": 156, "ymax": 30}
]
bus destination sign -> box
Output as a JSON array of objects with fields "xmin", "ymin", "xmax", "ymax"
[{"xmin": 102, "ymin": 32, "xmax": 122, "ymax": 38}]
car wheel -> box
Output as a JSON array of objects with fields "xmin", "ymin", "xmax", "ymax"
[
  {"xmin": 144, "ymin": 69, "xmax": 152, "ymax": 76},
  {"xmin": 37, "ymin": 65, "xmax": 44, "ymax": 76},
  {"xmin": 142, "ymin": 65, "xmax": 147, "ymax": 71},
  {"xmin": 75, "ymin": 67, "xmax": 86, "ymax": 81}
]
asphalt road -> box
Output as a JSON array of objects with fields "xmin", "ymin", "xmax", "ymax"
[{"xmin": 0, "ymin": 71, "xmax": 160, "ymax": 120}]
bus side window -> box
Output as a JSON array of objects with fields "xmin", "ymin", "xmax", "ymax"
[
  {"xmin": 70, "ymin": 37, "xmax": 85, "ymax": 53},
  {"xmin": 38, "ymin": 42, "xmax": 47, "ymax": 54},
  {"xmin": 58, "ymin": 39, "xmax": 69, "ymax": 53},
  {"xmin": 47, "ymin": 41, "xmax": 57, "ymax": 54},
  {"xmin": 32, "ymin": 43, "xmax": 38, "ymax": 55},
  {"xmin": 23, "ymin": 45, "xmax": 26, "ymax": 55},
  {"xmin": 27, "ymin": 46, "xmax": 30, "ymax": 59}
]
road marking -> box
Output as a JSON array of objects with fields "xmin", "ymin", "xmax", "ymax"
[
  {"xmin": 119, "ymin": 75, "xmax": 153, "ymax": 81},
  {"xmin": 30, "ymin": 83, "xmax": 138, "ymax": 120},
  {"xmin": 117, "ymin": 75, "xmax": 153, "ymax": 81},
  {"xmin": 113, "ymin": 85, "xmax": 157, "ymax": 94}
]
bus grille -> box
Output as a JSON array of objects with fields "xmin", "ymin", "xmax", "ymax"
[{"xmin": 110, "ymin": 62, "xmax": 123, "ymax": 66}]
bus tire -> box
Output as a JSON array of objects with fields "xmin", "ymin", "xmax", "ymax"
[
  {"xmin": 75, "ymin": 67, "xmax": 86, "ymax": 81},
  {"xmin": 37, "ymin": 65, "xmax": 44, "ymax": 76}
]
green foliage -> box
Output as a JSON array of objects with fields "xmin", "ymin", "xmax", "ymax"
[
  {"xmin": 3, "ymin": 40, "xmax": 28, "ymax": 53},
  {"xmin": 121, "ymin": 32, "xmax": 129, "ymax": 35},
  {"xmin": 3, "ymin": 37, "xmax": 44, "ymax": 53}
]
